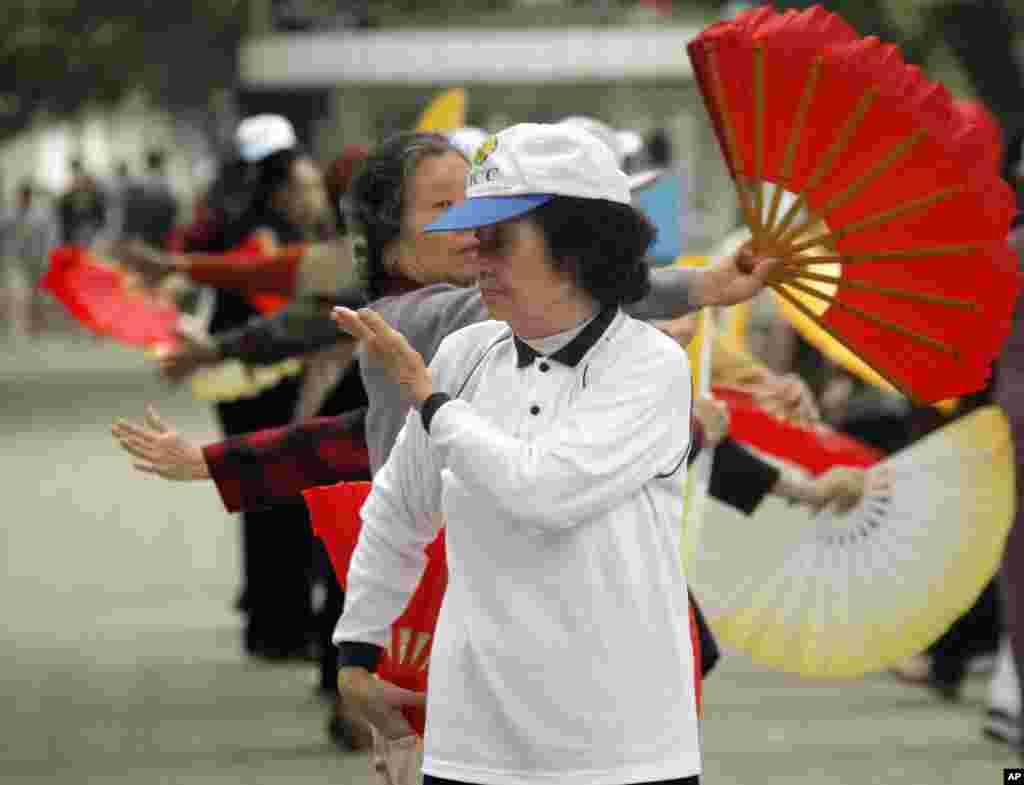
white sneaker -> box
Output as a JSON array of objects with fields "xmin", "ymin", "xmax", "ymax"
[{"xmin": 983, "ymin": 708, "xmax": 1022, "ymax": 746}]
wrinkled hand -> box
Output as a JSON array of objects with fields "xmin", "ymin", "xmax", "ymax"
[
  {"xmin": 805, "ymin": 466, "xmax": 869, "ymax": 515},
  {"xmin": 697, "ymin": 243, "xmax": 784, "ymax": 308},
  {"xmin": 332, "ymin": 307, "xmax": 433, "ymax": 405},
  {"xmin": 652, "ymin": 314, "xmax": 699, "ymax": 349},
  {"xmin": 158, "ymin": 332, "xmax": 221, "ymax": 384},
  {"xmin": 694, "ymin": 397, "xmax": 730, "ymax": 447},
  {"xmin": 338, "ymin": 667, "xmax": 426, "ymax": 742},
  {"xmin": 751, "ymin": 373, "xmax": 820, "ymax": 424},
  {"xmin": 111, "ymin": 405, "xmax": 210, "ymax": 481}
]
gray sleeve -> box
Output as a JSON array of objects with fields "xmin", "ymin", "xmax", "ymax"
[
  {"xmin": 410, "ymin": 288, "xmax": 490, "ymax": 366},
  {"xmin": 215, "ymin": 296, "xmax": 350, "ymax": 365},
  {"xmin": 624, "ymin": 266, "xmax": 699, "ymax": 321}
]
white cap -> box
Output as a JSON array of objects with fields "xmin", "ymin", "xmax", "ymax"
[
  {"xmin": 559, "ymin": 115, "xmax": 643, "ymax": 164},
  {"xmin": 559, "ymin": 115, "xmax": 662, "ymax": 192},
  {"xmin": 235, "ymin": 114, "xmax": 297, "ymax": 163},
  {"xmin": 425, "ymin": 122, "xmax": 630, "ymax": 232}
]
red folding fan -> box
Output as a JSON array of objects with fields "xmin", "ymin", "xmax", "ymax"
[
  {"xmin": 688, "ymin": 5, "xmax": 1020, "ymax": 403},
  {"xmin": 712, "ymin": 385, "xmax": 882, "ymax": 474},
  {"xmin": 304, "ymin": 481, "xmax": 447, "ymax": 736},
  {"xmin": 41, "ymin": 245, "xmax": 180, "ymax": 351},
  {"xmin": 952, "ymin": 98, "xmax": 1003, "ymax": 175}
]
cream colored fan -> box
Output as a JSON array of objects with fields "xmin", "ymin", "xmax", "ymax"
[
  {"xmin": 690, "ymin": 406, "xmax": 1014, "ymax": 678},
  {"xmin": 188, "ymin": 358, "xmax": 304, "ymax": 402}
]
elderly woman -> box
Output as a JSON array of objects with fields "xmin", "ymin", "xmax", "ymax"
[{"xmin": 331, "ymin": 123, "xmax": 789, "ymax": 785}]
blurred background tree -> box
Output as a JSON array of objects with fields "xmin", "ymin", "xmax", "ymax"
[
  {"xmin": 1, "ymin": 1, "xmax": 1022, "ymax": 140},
  {"xmin": 0, "ymin": 1, "xmax": 248, "ymax": 138}
]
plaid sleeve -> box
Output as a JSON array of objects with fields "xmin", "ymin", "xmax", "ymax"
[{"xmin": 203, "ymin": 408, "xmax": 370, "ymax": 513}]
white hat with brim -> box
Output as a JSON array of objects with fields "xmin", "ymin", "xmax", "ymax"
[
  {"xmin": 425, "ymin": 122, "xmax": 631, "ymax": 233},
  {"xmin": 236, "ymin": 114, "xmax": 298, "ymax": 163}
]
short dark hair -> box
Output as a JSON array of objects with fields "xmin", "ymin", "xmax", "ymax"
[
  {"xmin": 347, "ymin": 132, "xmax": 465, "ymax": 297},
  {"xmin": 527, "ymin": 196, "xmax": 655, "ymax": 306}
]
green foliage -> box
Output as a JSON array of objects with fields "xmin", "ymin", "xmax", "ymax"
[{"xmin": 0, "ymin": 1, "xmax": 248, "ymax": 136}]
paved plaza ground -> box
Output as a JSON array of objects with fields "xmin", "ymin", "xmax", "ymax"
[{"xmin": 1, "ymin": 336, "xmax": 1019, "ymax": 784}]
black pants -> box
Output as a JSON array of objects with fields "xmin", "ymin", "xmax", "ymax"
[
  {"xmin": 929, "ymin": 576, "xmax": 1002, "ymax": 686},
  {"xmin": 423, "ymin": 777, "xmax": 699, "ymax": 785},
  {"xmin": 216, "ymin": 376, "xmax": 312, "ymax": 654}
]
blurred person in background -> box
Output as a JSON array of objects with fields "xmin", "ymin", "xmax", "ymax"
[
  {"xmin": 163, "ymin": 116, "xmax": 335, "ymax": 664},
  {"xmin": 0, "ymin": 180, "xmax": 58, "ymax": 339},
  {"xmin": 58, "ymin": 158, "xmax": 107, "ymax": 247},
  {"xmin": 985, "ymin": 129, "xmax": 1024, "ymax": 749},
  {"xmin": 121, "ymin": 150, "xmax": 179, "ymax": 249}
]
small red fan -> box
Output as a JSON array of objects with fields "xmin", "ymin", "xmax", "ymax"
[
  {"xmin": 226, "ymin": 237, "xmax": 289, "ymax": 316},
  {"xmin": 688, "ymin": 5, "xmax": 1020, "ymax": 403},
  {"xmin": 41, "ymin": 246, "xmax": 180, "ymax": 351},
  {"xmin": 712, "ymin": 385, "xmax": 882, "ymax": 474},
  {"xmin": 304, "ymin": 481, "xmax": 447, "ymax": 736}
]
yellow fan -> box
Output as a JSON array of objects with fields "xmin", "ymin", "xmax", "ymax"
[
  {"xmin": 675, "ymin": 255, "xmax": 716, "ymax": 573},
  {"xmin": 187, "ymin": 358, "xmax": 303, "ymax": 402},
  {"xmin": 689, "ymin": 405, "xmax": 1014, "ymax": 678},
  {"xmin": 415, "ymin": 88, "xmax": 467, "ymax": 132}
]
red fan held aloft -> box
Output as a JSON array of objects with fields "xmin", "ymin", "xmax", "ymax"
[
  {"xmin": 304, "ymin": 481, "xmax": 447, "ymax": 737},
  {"xmin": 688, "ymin": 5, "xmax": 1020, "ymax": 403},
  {"xmin": 41, "ymin": 246, "xmax": 180, "ymax": 351},
  {"xmin": 713, "ymin": 385, "xmax": 882, "ymax": 474}
]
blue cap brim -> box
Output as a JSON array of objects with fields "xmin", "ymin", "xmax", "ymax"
[{"xmin": 424, "ymin": 194, "xmax": 554, "ymax": 232}]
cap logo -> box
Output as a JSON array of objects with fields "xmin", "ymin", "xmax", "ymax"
[{"xmin": 473, "ymin": 135, "xmax": 498, "ymax": 166}]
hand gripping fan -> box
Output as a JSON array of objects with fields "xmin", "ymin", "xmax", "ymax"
[
  {"xmin": 304, "ymin": 481, "xmax": 447, "ymax": 736},
  {"xmin": 687, "ymin": 5, "xmax": 1020, "ymax": 403},
  {"xmin": 690, "ymin": 405, "xmax": 1013, "ymax": 678},
  {"xmin": 713, "ymin": 385, "xmax": 882, "ymax": 474}
]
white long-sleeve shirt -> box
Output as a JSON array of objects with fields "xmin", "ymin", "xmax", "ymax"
[{"xmin": 335, "ymin": 306, "xmax": 700, "ymax": 785}]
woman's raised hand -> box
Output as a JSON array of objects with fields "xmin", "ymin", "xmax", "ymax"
[{"xmin": 111, "ymin": 405, "xmax": 210, "ymax": 481}]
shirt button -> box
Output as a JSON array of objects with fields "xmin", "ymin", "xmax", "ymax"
[
  {"xmin": 530, "ymin": 405, "xmax": 541, "ymax": 416},
  {"xmin": 538, "ymin": 362, "xmax": 550, "ymax": 372}
]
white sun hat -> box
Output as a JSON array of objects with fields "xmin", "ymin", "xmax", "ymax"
[
  {"xmin": 235, "ymin": 114, "xmax": 298, "ymax": 163},
  {"xmin": 559, "ymin": 115, "xmax": 663, "ymax": 192},
  {"xmin": 425, "ymin": 122, "xmax": 630, "ymax": 232}
]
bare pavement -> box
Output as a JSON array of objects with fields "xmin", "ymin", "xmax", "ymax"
[{"xmin": 0, "ymin": 336, "xmax": 1019, "ymax": 785}]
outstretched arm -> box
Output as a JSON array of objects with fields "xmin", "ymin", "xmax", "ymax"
[{"xmin": 113, "ymin": 406, "xmax": 371, "ymax": 512}]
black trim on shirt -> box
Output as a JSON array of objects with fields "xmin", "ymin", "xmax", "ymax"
[
  {"xmin": 656, "ymin": 448, "xmax": 690, "ymax": 479},
  {"xmin": 455, "ymin": 333, "xmax": 513, "ymax": 397},
  {"xmin": 337, "ymin": 641, "xmax": 384, "ymax": 672},
  {"xmin": 513, "ymin": 305, "xmax": 618, "ymax": 368},
  {"xmin": 421, "ymin": 393, "xmax": 452, "ymax": 433}
]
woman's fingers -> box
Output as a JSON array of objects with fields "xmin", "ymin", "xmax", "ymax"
[
  {"xmin": 354, "ymin": 308, "xmax": 395, "ymax": 337},
  {"xmin": 374, "ymin": 680, "xmax": 428, "ymax": 709},
  {"xmin": 132, "ymin": 461, "xmax": 164, "ymax": 477},
  {"xmin": 112, "ymin": 419, "xmax": 153, "ymax": 440},
  {"xmin": 115, "ymin": 435, "xmax": 157, "ymax": 462},
  {"xmin": 332, "ymin": 307, "xmax": 375, "ymax": 340},
  {"xmin": 111, "ymin": 425, "xmax": 154, "ymax": 452},
  {"xmin": 145, "ymin": 405, "xmax": 168, "ymax": 433}
]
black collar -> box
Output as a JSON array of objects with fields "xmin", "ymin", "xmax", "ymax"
[{"xmin": 513, "ymin": 306, "xmax": 617, "ymax": 368}]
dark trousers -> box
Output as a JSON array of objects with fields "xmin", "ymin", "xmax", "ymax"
[
  {"xmin": 929, "ymin": 577, "xmax": 1001, "ymax": 686},
  {"xmin": 215, "ymin": 376, "xmax": 313, "ymax": 653},
  {"xmin": 424, "ymin": 777, "xmax": 699, "ymax": 785}
]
